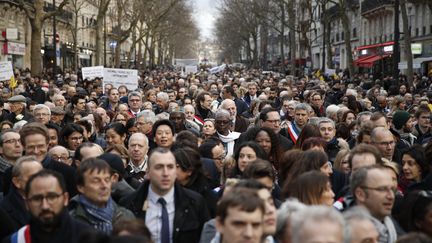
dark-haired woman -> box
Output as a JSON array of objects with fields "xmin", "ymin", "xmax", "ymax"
[
  {"xmin": 401, "ymin": 145, "xmax": 431, "ymax": 193},
  {"xmin": 59, "ymin": 123, "xmax": 84, "ymax": 158},
  {"xmin": 173, "ymin": 146, "xmax": 218, "ymax": 217},
  {"xmin": 105, "ymin": 122, "xmax": 127, "ymax": 147}
]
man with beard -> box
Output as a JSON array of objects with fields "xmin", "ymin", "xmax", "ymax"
[{"xmin": 3, "ymin": 170, "xmax": 88, "ymax": 243}]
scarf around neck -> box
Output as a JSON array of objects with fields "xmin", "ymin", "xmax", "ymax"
[{"xmin": 78, "ymin": 195, "xmax": 114, "ymax": 234}]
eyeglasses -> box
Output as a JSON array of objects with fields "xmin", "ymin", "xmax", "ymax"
[
  {"xmin": 51, "ymin": 155, "xmax": 69, "ymax": 161},
  {"xmin": 27, "ymin": 192, "xmax": 63, "ymax": 205},
  {"xmin": 215, "ymin": 120, "xmax": 230, "ymax": 125},
  {"xmin": 213, "ymin": 153, "xmax": 226, "ymax": 161},
  {"xmin": 3, "ymin": 138, "xmax": 21, "ymax": 145},
  {"xmin": 35, "ymin": 113, "xmax": 50, "ymax": 117},
  {"xmin": 361, "ymin": 186, "xmax": 397, "ymax": 194}
]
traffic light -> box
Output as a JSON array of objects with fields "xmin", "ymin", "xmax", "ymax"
[{"xmin": 55, "ymin": 33, "xmax": 59, "ymax": 43}]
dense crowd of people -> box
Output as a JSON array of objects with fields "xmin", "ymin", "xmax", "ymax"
[{"xmin": 0, "ymin": 68, "xmax": 432, "ymax": 243}]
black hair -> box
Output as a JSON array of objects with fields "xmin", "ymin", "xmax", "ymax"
[
  {"xmin": 151, "ymin": 119, "xmax": 175, "ymax": 138},
  {"xmin": 59, "ymin": 123, "xmax": 84, "ymax": 148},
  {"xmin": 106, "ymin": 122, "xmax": 127, "ymax": 137},
  {"xmin": 25, "ymin": 169, "xmax": 67, "ymax": 196},
  {"xmin": 76, "ymin": 158, "xmax": 112, "ymax": 186}
]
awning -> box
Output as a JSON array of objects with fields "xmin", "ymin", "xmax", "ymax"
[
  {"xmin": 355, "ymin": 54, "xmax": 390, "ymax": 68},
  {"xmin": 398, "ymin": 56, "xmax": 432, "ymax": 70},
  {"xmin": 356, "ymin": 41, "xmax": 395, "ymax": 51},
  {"xmin": 353, "ymin": 55, "xmax": 372, "ymax": 65}
]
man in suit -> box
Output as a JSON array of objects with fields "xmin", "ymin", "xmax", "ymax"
[{"xmin": 120, "ymin": 147, "xmax": 210, "ymax": 243}]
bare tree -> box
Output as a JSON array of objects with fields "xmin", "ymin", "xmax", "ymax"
[
  {"xmin": 88, "ymin": 0, "xmax": 110, "ymax": 66},
  {"xmin": 400, "ymin": 0, "xmax": 413, "ymax": 86},
  {"xmin": 17, "ymin": 0, "xmax": 69, "ymax": 75},
  {"xmin": 68, "ymin": 0, "xmax": 91, "ymax": 71}
]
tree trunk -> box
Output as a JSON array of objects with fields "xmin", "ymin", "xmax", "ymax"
[
  {"xmin": 279, "ymin": 1, "xmax": 285, "ymax": 73},
  {"xmin": 30, "ymin": 22, "xmax": 43, "ymax": 75},
  {"xmin": 73, "ymin": 11, "xmax": 79, "ymax": 71},
  {"xmin": 325, "ymin": 21, "xmax": 333, "ymax": 69},
  {"xmin": 253, "ymin": 34, "xmax": 259, "ymax": 68},
  {"xmin": 95, "ymin": 0, "xmax": 110, "ymax": 66},
  {"xmin": 287, "ymin": 0, "xmax": 296, "ymax": 75},
  {"xmin": 400, "ymin": 0, "xmax": 413, "ymax": 87},
  {"xmin": 340, "ymin": 1, "xmax": 354, "ymax": 77},
  {"xmin": 114, "ymin": 43, "xmax": 121, "ymax": 67}
]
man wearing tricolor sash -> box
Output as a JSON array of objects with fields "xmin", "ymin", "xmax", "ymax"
[{"xmin": 283, "ymin": 103, "xmax": 311, "ymax": 145}]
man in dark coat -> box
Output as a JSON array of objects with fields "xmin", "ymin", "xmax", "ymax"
[
  {"xmin": 0, "ymin": 156, "xmax": 43, "ymax": 228},
  {"xmin": 5, "ymin": 95, "xmax": 33, "ymax": 124},
  {"xmin": 19, "ymin": 123, "xmax": 77, "ymax": 196},
  {"xmin": 3, "ymin": 170, "xmax": 88, "ymax": 243},
  {"xmin": 120, "ymin": 148, "xmax": 210, "ymax": 243}
]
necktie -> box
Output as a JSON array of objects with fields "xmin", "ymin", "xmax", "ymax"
[{"xmin": 158, "ymin": 197, "xmax": 169, "ymax": 243}]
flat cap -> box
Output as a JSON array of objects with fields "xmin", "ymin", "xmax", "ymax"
[
  {"xmin": 51, "ymin": 107, "xmax": 65, "ymax": 115},
  {"xmin": 8, "ymin": 95, "xmax": 26, "ymax": 103}
]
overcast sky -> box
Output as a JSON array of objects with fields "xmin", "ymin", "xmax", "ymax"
[{"xmin": 191, "ymin": 0, "xmax": 219, "ymax": 39}]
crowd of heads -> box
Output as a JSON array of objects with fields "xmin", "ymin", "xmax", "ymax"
[{"xmin": 1, "ymin": 68, "xmax": 432, "ymax": 242}]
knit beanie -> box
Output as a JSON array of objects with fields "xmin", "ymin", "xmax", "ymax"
[{"xmin": 392, "ymin": 111, "xmax": 410, "ymax": 130}]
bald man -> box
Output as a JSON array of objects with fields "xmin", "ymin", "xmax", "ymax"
[
  {"xmin": 371, "ymin": 127, "xmax": 400, "ymax": 163},
  {"xmin": 220, "ymin": 99, "xmax": 249, "ymax": 133},
  {"xmin": 48, "ymin": 145, "xmax": 72, "ymax": 165}
]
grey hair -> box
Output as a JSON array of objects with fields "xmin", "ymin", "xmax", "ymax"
[
  {"xmin": 33, "ymin": 104, "xmax": 51, "ymax": 116},
  {"xmin": 291, "ymin": 206, "xmax": 345, "ymax": 243},
  {"xmin": 13, "ymin": 120, "xmax": 28, "ymax": 130},
  {"xmin": 343, "ymin": 206, "xmax": 374, "ymax": 243},
  {"xmin": 215, "ymin": 108, "xmax": 232, "ymax": 121},
  {"xmin": 156, "ymin": 92, "xmax": 169, "ymax": 102},
  {"xmin": 128, "ymin": 91, "xmax": 142, "ymax": 100},
  {"xmin": 275, "ymin": 199, "xmax": 307, "ymax": 241},
  {"xmin": 356, "ymin": 111, "xmax": 372, "ymax": 126},
  {"xmin": 318, "ymin": 117, "xmax": 335, "ymax": 128},
  {"xmin": 137, "ymin": 110, "xmax": 156, "ymax": 124},
  {"xmin": 295, "ymin": 103, "xmax": 312, "ymax": 112},
  {"xmin": 350, "ymin": 166, "xmax": 370, "ymax": 199},
  {"xmin": 326, "ymin": 104, "xmax": 340, "ymax": 117},
  {"xmin": 12, "ymin": 155, "xmax": 39, "ymax": 178},
  {"xmin": 128, "ymin": 132, "xmax": 149, "ymax": 147}
]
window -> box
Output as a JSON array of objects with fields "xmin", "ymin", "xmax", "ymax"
[
  {"xmin": 423, "ymin": 26, "xmax": 426, "ymax": 36},
  {"xmin": 336, "ymin": 33, "xmax": 339, "ymax": 42},
  {"xmin": 82, "ymin": 16, "xmax": 84, "ymax": 26},
  {"xmin": 341, "ymin": 32, "xmax": 344, "ymax": 41},
  {"xmin": 353, "ymin": 28, "xmax": 357, "ymax": 38},
  {"xmin": 416, "ymin": 28, "xmax": 419, "ymax": 36}
]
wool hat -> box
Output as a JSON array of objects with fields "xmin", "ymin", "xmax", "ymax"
[
  {"xmin": 98, "ymin": 153, "xmax": 125, "ymax": 179},
  {"xmin": 392, "ymin": 111, "xmax": 410, "ymax": 130}
]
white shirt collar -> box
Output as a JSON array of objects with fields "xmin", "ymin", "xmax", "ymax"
[
  {"xmin": 148, "ymin": 184, "xmax": 175, "ymax": 205},
  {"xmin": 128, "ymin": 156, "xmax": 148, "ymax": 173}
]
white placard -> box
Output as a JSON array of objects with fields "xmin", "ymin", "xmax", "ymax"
[
  {"xmin": 82, "ymin": 66, "xmax": 104, "ymax": 80},
  {"xmin": 325, "ymin": 68, "xmax": 336, "ymax": 76},
  {"xmin": 103, "ymin": 68, "xmax": 138, "ymax": 91},
  {"xmin": 185, "ymin": 65, "xmax": 198, "ymax": 74},
  {"xmin": 0, "ymin": 61, "xmax": 14, "ymax": 81}
]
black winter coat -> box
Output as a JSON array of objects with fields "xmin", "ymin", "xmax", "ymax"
[{"xmin": 119, "ymin": 180, "xmax": 210, "ymax": 243}]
